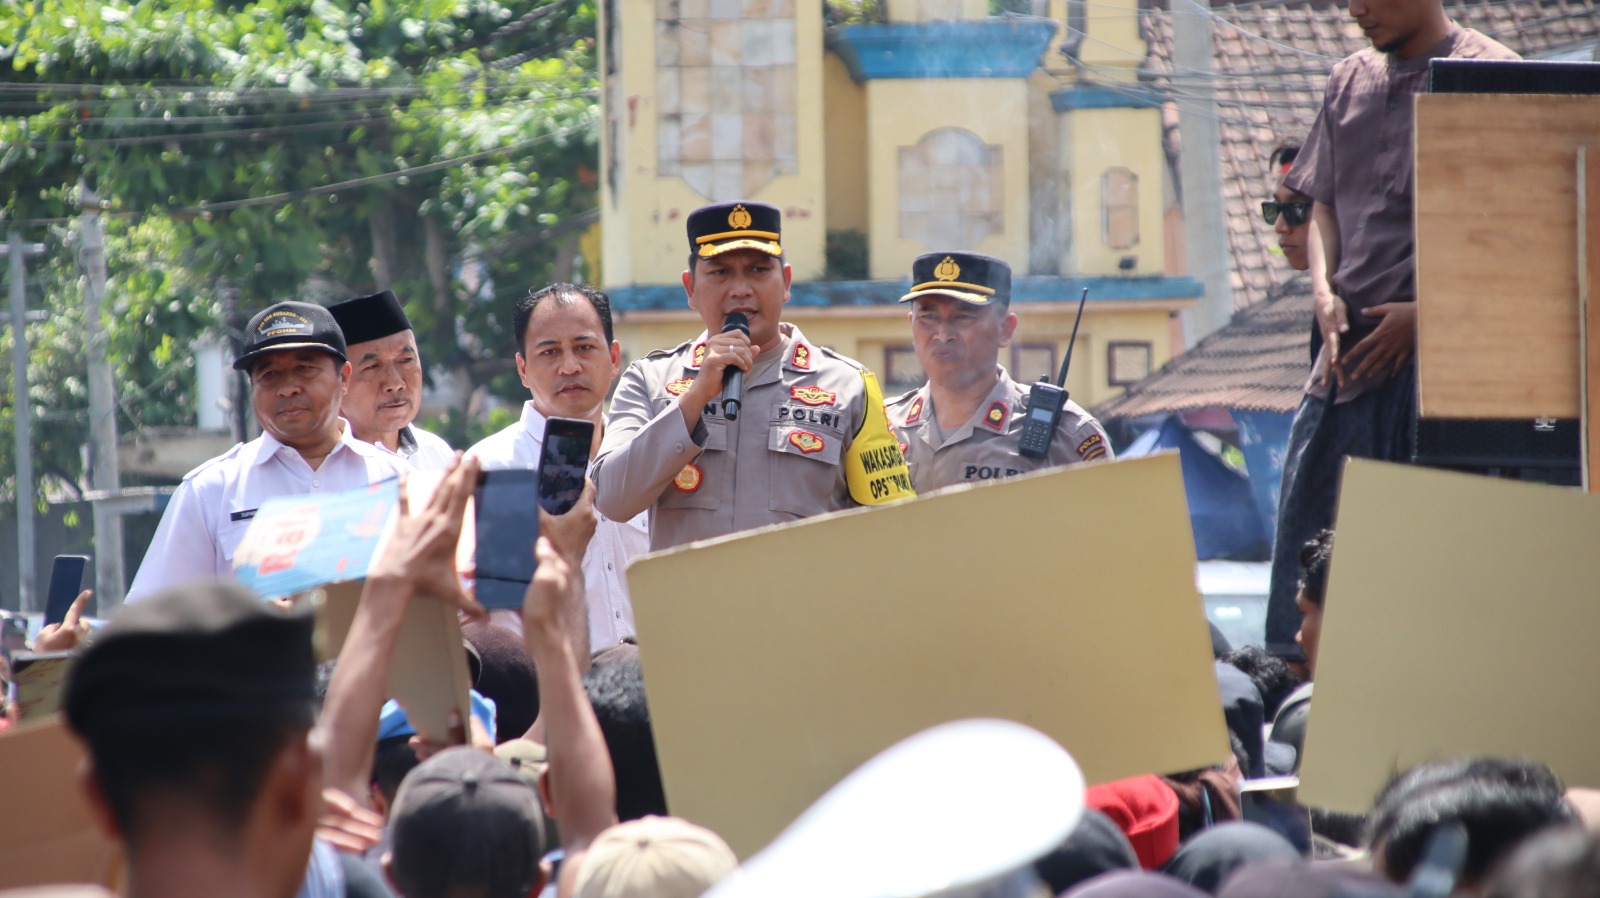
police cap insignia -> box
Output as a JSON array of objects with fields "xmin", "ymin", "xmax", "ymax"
[
  {"xmin": 673, "ymin": 463, "xmax": 703, "ymax": 492},
  {"xmin": 934, "ymin": 256, "xmax": 961, "ymax": 282},
  {"xmin": 788, "ymin": 430, "xmax": 825, "ymax": 454},
  {"xmin": 665, "ymin": 377, "xmax": 695, "ymax": 396},
  {"xmin": 899, "ymin": 251, "xmax": 1012, "ymax": 307},
  {"xmin": 728, "ymin": 204, "xmax": 753, "ymax": 229},
  {"xmin": 790, "ymin": 385, "xmax": 836, "ymax": 407},
  {"xmin": 984, "ymin": 401, "xmax": 1009, "ymax": 431}
]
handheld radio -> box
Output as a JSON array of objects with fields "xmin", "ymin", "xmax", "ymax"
[{"xmin": 1019, "ymin": 287, "xmax": 1090, "ymax": 459}]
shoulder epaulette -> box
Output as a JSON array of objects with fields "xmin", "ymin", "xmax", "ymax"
[
  {"xmin": 644, "ymin": 339, "xmax": 694, "ymax": 361},
  {"xmin": 815, "ymin": 344, "xmax": 867, "ymax": 372}
]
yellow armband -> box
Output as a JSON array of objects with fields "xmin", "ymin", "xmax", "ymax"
[{"xmin": 845, "ymin": 369, "xmax": 916, "ymax": 505}]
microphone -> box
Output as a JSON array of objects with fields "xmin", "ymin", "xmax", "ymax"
[{"xmin": 720, "ymin": 312, "xmax": 750, "ymax": 420}]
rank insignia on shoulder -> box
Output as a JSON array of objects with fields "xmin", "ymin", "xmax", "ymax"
[
  {"xmin": 984, "ymin": 401, "xmax": 1009, "ymax": 431},
  {"xmin": 899, "ymin": 442, "xmax": 909, "ymax": 457},
  {"xmin": 791, "ymin": 343, "xmax": 811, "ymax": 370},
  {"xmin": 789, "ymin": 430, "xmax": 825, "ymax": 453},
  {"xmin": 674, "ymin": 463, "xmax": 703, "ymax": 492},
  {"xmin": 790, "ymin": 385, "xmax": 836, "ymax": 406},
  {"xmin": 1077, "ymin": 433, "xmax": 1104, "ymax": 458},
  {"xmin": 691, "ymin": 342, "xmax": 707, "ymax": 368},
  {"xmin": 665, "ymin": 377, "xmax": 695, "ymax": 396},
  {"xmin": 906, "ymin": 396, "xmax": 924, "ymax": 424}
]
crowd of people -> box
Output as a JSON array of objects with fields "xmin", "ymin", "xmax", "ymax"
[{"xmin": 5, "ymin": 0, "xmax": 1596, "ymax": 893}]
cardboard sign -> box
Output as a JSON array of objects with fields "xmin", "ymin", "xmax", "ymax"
[
  {"xmin": 0, "ymin": 718, "xmax": 120, "ymax": 889},
  {"xmin": 629, "ymin": 454, "xmax": 1228, "ymax": 858},
  {"xmin": 233, "ymin": 474, "xmax": 472, "ymax": 741},
  {"xmin": 1298, "ymin": 461, "xmax": 1600, "ymax": 812}
]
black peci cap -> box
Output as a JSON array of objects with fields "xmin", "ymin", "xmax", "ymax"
[
  {"xmin": 232, "ymin": 301, "xmax": 348, "ymax": 372},
  {"xmin": 328, "ymin": 290, "xmax": 413, "ymax": 347},
  {"xmin": 63, "ymin": 581, "xmax": 317, "ymax": 738},
  {"xmin": 686, "ymin": 201, "xmax": 783, "ymax": 259},
  {"xmin": 899, "ymin": 251, "xmax": 1013, "ymax": 306}
]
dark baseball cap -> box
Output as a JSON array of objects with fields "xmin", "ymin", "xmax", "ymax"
[
  {"xmin": 899, "ymin": 251, "xmax": 1013, "ymax": 306},
  {"xmin": 63, "ymin": 580, "xmax": 316, "ymax": 737},
  {"xmin": 687, "ymin": 201, "xmax": 782, "ymax": 259},
  {"xmin": 388, "ymin": 746, "xmax": 546, "ymax": 898},
  {"xmin": 232, "ymin": 301, "xmax": 348, "ymax": 372}
]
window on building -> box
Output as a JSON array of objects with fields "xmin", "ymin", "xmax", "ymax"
[
  {"xmin": 1010, "ymin": 343, "xmax": 1058, "ymax": 385},
  {"xmin": 1101, "ymin": 167, "xmax": 1139, "ymax": 250},
  {"xmin": 898, "ymin": 128, "xmax": 1004, "ymax": 250},
  {"xmin": 882, "ymin": 344, "xmax": 926, "ymax": 394},
  {"xmin": 1107, "ymin": 340, "xmax": 1153, "ymax": 386}
]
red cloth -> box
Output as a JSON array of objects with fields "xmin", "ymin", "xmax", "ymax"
[{"xmin": 1085, "ymin": 775, "xmax": 1182, "ymax": 869}]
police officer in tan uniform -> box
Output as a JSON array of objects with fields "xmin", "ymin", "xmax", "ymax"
[
  {"xmin": 886, "ymin": 251, "xmax": 1111, "ymax": 493},
  {"xmin": 593, "ymin": 201, "xmax": 912, "ymax": 552}
]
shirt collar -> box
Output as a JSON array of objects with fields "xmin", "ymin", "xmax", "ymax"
[
  {"xmin": 252, "ymin": 418, "xmax": 374, "ymax": 467},
  {"xmin": 518, "ymin": 401, "xmax": 551, "ymax": 447},
  {"xmin": 1388, "ymin": 22, "xmax": 1462, "ymax": 72}
]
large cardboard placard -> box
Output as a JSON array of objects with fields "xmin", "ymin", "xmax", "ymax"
[
  {"xmin": 1299, "ymin": 460, "xmax": 1600, "ymax": 812},
  {"xmin": 0, "ymin": 719, "xmax": 120, "ymax": 889},
  {"xmin": 630, "ymin": 454, "xmax": 1228, "ymax": 858}
]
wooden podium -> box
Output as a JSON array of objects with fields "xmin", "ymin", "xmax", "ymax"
[{"xmin": 1412, "ymin": 92, "xmax": 1600, "ymax": 486}]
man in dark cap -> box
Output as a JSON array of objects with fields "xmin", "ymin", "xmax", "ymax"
[
  {"xmin": 886, "ymin": 251, "xmax": 1111, "ymax": 492},
  {"xmin": 593, "ymin": 201, "xmax": 913, "ymax": 551},
  {"xmin": 328, "ymin": 290, "xmax": 456, "ymax": 471},
  {"xmin": 63, "ymin": 581, "xmax": 324, "ymax": 898},
  {"xmin": 125, "ymin": 301, "xmax": 411, "ymax": 602}
]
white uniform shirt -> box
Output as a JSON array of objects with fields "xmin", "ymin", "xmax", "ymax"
[
  {"xmin": 468, "ymin": 401, "xmax": 649, "ymax": 651},
  {"xmin": 126, "ymin": 420, "xmax": 414, "ymax": 602},
  {"xmin": 392, "ymin": 423, "xmax": 457, "ymax": 471}
]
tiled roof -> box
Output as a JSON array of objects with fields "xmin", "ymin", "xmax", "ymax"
[
  {"xmin": 1092, "ymin": 0, "xmax": 1600, "ymax": 422},
  {"xmin": 1094, "ymin": 281, "xmax": 1314, "ymax": 418},
  {"xmin": 1142, "ymin": 0, "xmax": 1600, "ymax": 311}
]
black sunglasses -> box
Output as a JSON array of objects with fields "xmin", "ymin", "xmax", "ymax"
[{"xmin": 1261, "ymin": 201, "xmax": 1312, "ymax": 227}]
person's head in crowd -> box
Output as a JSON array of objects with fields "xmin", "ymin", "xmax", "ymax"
[
  {"xmin": 1483, "ymin": 824, "xmax": 1600, "ymax": 898},
  {"xmin": 1296, "ymin": 529, "xmax": 1334, "ymax": 677},
  {"xmin": 1348, "ymin": 0, "xmax": 1453, "ymax": 58},
  {"xmin": 1221, "ymin": 647, "xmax": 1299, "ymax": 721},
  {"xmin": 1160, "ymin": 823, "xmax": 1299, "ymax": 894},
  {"xmin": 234, "ymin": 301, "xmax": 352, "ymax": 456},
  {"xmin": 1215, "ymin": 860, "xmax": 1402, "ymax": 898},
  {"xmin": 62, "ymin": 581, "xmax": 321, "ymax": 898},
  {"xmin": 1085, "ymin": 775, "xmax": 1182, "ymax": 869},
  {"xmin": 899, "ymin": 251, "xmax": 1018, "ymax": 393},
  {"xmin": 327, "ymin": 290, "xmax": 424, "ymax": 452},
  {"xmin": 1264, "ymin": 140, "xmax": 1311, "ymax": 273},
  {"xmin": 513, "ymin": 282, "xmax": 622, "ymax": 424},
  {"xmin": 1064, "ymin": 870, "xmax": 1209, "ymax": 897},
  {"xmin": 584, "ymin": 647, "xmax": 667, "ymax": 820},
  {"xmin": 370, "ymin": 701, "xmax": 423, "ymax": 820},
  {"xmin": 465, "ymin": 621, "xmax": 540, "ymax": 744},
  {"xmin": 385, "ymin": 746, "xmax": 547, "ymax": 898},
  {"xmin": 572, "ymin": 816, "xmax": 737, "ymax": 898},
  {"xmin": 1032, "ymin": 808, "xmax": 1140, "ymax": 895},
  {"xmin": 1207, "ymin": 622, "xmax": 1232, "ymax": 660},
  {"xmin": 682, "ymin": 201, "xmax": 790, "ymax": 352},
  {"xmin": 1215, "ymin": 663, "xmax": 1295, "ymax": 779},
  {"xmin": 1367, "ymin": 757, "xmax": 1578, "ymax": 892}
]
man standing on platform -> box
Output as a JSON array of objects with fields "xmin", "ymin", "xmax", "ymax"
[
  {"xmin": 328, "ymin": 290, "xmax": 456, "ymax": 471},
  {"xmin": 592, "ymin": 201, "xmax": 913, "ymax": 552},
  {"xmin": 886, "ymin": 251, "xmax": 1111, "ymax": 493},
  {"xmin": 1264, "ymin": 0, "xmax": 1517, "ymax": 660},
  {"xmin": 126, "ymin": 302, "xmax": 412, "ymax": 602}
]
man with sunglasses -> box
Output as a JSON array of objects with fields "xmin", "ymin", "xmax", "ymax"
[{"xmin": 1263, "ymin": 0, "xmax": 1517, "ymax": 662}]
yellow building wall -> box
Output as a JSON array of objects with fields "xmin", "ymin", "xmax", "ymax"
[
  {"xmin": 864, "ymin": 78, "xmax": 1033, "ymax": 280},
  {"xmin": 1059, "ymin": 106, "xmax": 1168, "ymax": 278},
  {"xmin": 885, "ymin": 0, "xmax": 987, "ymax": 21},
  {"xmin": 611, "ymin": 301, "xmax": 1184, "ymax": 410},
  {"xmin": 599, "ymin": 0, "xmax": 829, "ymax": 288},
  {"xmin": 822, "ymin": 52, "xmax": 868, "ymax": 235}
]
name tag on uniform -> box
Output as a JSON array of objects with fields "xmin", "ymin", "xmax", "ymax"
[{"xmin": 230, "ymin": 508, "xmax": 259, "ymax": 522}]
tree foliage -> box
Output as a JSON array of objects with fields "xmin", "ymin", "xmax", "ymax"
[{"xmin": 0, "ymin": 0, "xmax": 599, "ymax": 504}]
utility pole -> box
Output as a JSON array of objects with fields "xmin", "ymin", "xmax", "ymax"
[
  {"xmin": 79, "ymin": 182, "xmax": 126, "ymax": 611},
  {"xmin": 4, "ymin": 232, "xmax": 46, "ymax": 612},
  {"xmin": 1171, "ymin": 0, "xmax": 1235, "ymax": 344}
]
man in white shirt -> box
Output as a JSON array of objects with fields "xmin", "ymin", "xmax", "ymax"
[
  {"xmin": 126, "ymin": 301, "xmax": 413, "ymax": 602},
  {"xmin": 328, "ymin": 290, "xmax": 456, "ymax": 471},
  {"xmin": 468, "ymin": 283, "xmax": 648, "ymax": 651}
]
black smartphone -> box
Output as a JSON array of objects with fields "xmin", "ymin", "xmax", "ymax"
[
  {"xmin": 474, "ymin": 469, "xmax": 541, "ymax": 611},
  {"xmin": 538, "ymin": 417, "xmax": 595, "ymax": 515},
  {"xmin": 44, "ymin": 555, "xmax": 90, "ymax": 627}
]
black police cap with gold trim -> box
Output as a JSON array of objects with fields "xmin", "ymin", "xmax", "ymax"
[
  {"xmin": 899, "ymin": 251, "xmax": 1012, "ymax": 306},
  {"xmin": 687, "ymin": 201, "xmax": 782, "ymax": 259}
]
